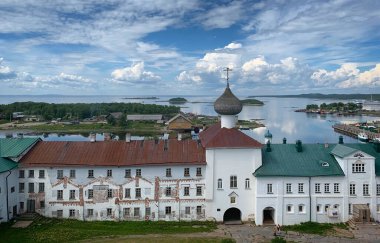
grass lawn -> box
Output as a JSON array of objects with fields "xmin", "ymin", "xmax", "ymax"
[
  {"xmin": 0, "ymin": 217, "xmax": 219, "ymax": 243},
  {"xmin": 282, "ymin": 221, "xmax": 348, "ymax": 235}
]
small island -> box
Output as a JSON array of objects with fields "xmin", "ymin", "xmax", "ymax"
[
  {"xmin": 295, "ymin": 102, "xmax": 362, "ymax": 115},
  {"xmin": 241, "ymin": 98, "xmax": 264, "ymax": 106},
  {"xmin": 169, "ymin": 97, "xmax": 188, "ymax": 104}
]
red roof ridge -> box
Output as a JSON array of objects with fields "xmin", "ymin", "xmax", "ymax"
[{"xmin": 199, "ymin": 123, "xmax": 262, "ymax": 148}]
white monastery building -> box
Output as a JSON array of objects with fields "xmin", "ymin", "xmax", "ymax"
[{"xmin": 1, "ymin": 82, "xmax": 380, "ymax": 225}]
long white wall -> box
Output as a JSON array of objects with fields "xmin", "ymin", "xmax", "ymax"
[{"xmin": 0, "ymin": 169, "xmax": 19, "ymax": 222}]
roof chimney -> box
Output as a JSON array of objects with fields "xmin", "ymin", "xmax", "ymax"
[
  {"xmin": 296, "ymin": 140, "xmax": 302, "ymax": 152},
  {"xmin": 125, "ymin": 133, "xmax": 131, "ymax": 142},
  {"xmin": 178, "ymin": 133, "xmax": 182, "ymax": 141},
  {"xmin": 266, "ymin": 141, "xmax": 272, "ymax": 152},
  {"xmin": 283, "ymin": 137, "xmax": 287, "ymax": 144},
  {"xmin": 89, "ymin": 133, "xmax": 96, "ymax": 143},
  {"xmin": 338, "ymin": 136, "xmax": 344, "ymax": 144}
]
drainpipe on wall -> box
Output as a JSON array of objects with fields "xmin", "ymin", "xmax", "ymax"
[
  {"xmin": 5, "ymin": 170, "xmax": 12, "ymax": 221},
  {"xmin": 309, "ymin": 177, "xmax": 312, "ymax": 222}
]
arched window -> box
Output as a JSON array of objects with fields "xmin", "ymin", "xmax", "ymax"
[
  {"xmin": 217, "ymin": 179, "xmax": 223, "ymax": 189},
  {"xmin": 245, "ymin": 178, "xmax": 250, "ymax": 189}
]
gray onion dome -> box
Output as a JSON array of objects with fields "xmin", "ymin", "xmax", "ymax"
[{"xmin": 214, "ymin": 83, "xmax": 242, "ymax": 115}]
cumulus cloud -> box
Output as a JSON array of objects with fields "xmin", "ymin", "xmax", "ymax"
[
  {"xmin": 111, "ymin": 62, "xmax": 161, "ymax": 84},
  {"xmin": 0, "ymin": 58, "xmax": 17, "ymax": 79},
  {"xmin": 224, "ymin": 42, "xmax": 242, "ymax": 50},
  {"xmin": 176, "ymin": 70, "xmax": 202, "ymax": 85}
]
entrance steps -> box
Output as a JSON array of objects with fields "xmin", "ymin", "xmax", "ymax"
[
  {"xmin": 224, "ymin": 220, "xmax": 242, "ymax": 225},
  {"xmin": 16, "ymin": 212, "xmax": 42, "ymax": 221}
]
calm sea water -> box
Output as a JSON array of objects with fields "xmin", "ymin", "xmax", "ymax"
[{"xmin": 0, "ymin": 95, "xmax": 378, "ymax": 143}]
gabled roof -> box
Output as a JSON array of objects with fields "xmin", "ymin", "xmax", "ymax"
[
  {"xmin": 0, "ymin": 157, "xmax": 18, "ymax": 173},
  {"xmin": 167, "ymin": 113, "xmax": 192, "ymax": 124},
  {"xmin": 254, "ymin": 144, "xmax": 345, "ymax": 177},
  {"xmin": 199, "ymin": 123, "xmax": 262, "ymax": 149},
  {"xmin": 330, "ymin": 144, "xmax": 358, "ymax": 158},
  {"xmin": 339, "ymin": 143, "xmax": 380, "ymax": 176},
  {"xmin": 21, "ymin": 139, "xmax": 206, "ymax": 167},
  {"xmin": 0, "ymin": 137, "xmax": 40, "ymax": 157}
]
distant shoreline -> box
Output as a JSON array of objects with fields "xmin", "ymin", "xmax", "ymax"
[{"xmin": 249, "ymin": 93, "xmax": 380, "ymax": 101}]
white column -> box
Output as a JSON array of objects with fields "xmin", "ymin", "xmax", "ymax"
[{"xmin": 221, "ymin": 115, "xmax": 237, "ymax": 128}]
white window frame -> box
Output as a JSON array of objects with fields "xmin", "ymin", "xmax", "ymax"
[
  {"xmin": 286, "ymin": 183, "xmax": 292, "ymax": 193},
  {"xmin": 217, "ymin": 179, "xmax": 223, "ymax": 189},
  {"xmin": 363, "ymin": 184, "xmax": 370, "ymax": 196},
  {"xmin": 230, "ymin": 175, "xmax": 237, "ymax": 189},
  {"xmin": 352, "ymin": 162, "xmax": 365, "ymax": 173},
  {"xmin": 315, "ymin": 183, "xmax": 320, "ymax": 193},
  {"xmin": 334, "ymin": 183, "xmax": 340, "ymax": 193},
  {"xmin": 324, "ymin": 183, "xmax": 330, "ymax": 193},
  {"xmin": 298, "ymin": 183, "xmax": 304, "ymax": 193},
  {"xmin": 267, "ymin": 184, "xmax": 273, "ymax": 194},
  {"xmin": 350, "ymin": 184, "xmax": 356, "ymax": 196},
  {"xmin": 245, "ymin": 178, "xmax": 250, "ymax": 189}
]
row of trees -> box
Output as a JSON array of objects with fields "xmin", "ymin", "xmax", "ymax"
[
  {"xmin": 0, "ymin": 102, "xmax": 180, "ymax": 121},
  {"xmin": 306, "ymin": 102, "xmax": 362, "ymax": 111}
]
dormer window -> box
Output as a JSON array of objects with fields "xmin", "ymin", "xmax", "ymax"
[{"xmin": 352, "ymin": 161, "xmax": 365, "ymax": 173}]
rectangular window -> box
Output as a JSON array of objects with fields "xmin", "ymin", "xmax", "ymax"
[
  {"xmin": 135, "ymin": 188, "xmax": 141, "ymax": 198},
  {"xmin": 298, "ymin": 183, "xmax": 304, "ymax": 193},
  {"xmin": 87, "ymin": 209, "xmax": 93, "ymax": 217},
  {"xmin": 350, "ymin": 184, "xmax": 356, "ymax": 195},
  {"xmin": 20, "ymin": 202, "xmax": 24, "ymax": 210},
  {"xmin": 315, "ymin": 183, "xmax": 320, "ymax": 193},
  {"xmin": 124, "ymin": 208, "xmax": 130, "ymax": 216},
  {"xmin": 38, "ymin": 183, "xmax": 45, "ymax": 193},
  {"xmin": 57, "ymin": 190, "xmax": 63, "ymax": 200},
  {"xmin": 125, "ymin": 188, "xmax": 131, "ymax": 198},
  {"xmin": 88, "ymin": 189, "xmax": 93, "ymax": 199},
  {"xmin": 287, "ymin": 205, "xmax": 293, "ymax": 213},
  {"xmin": 19, "ymin": 170, "xmax": 25, "ymax": 178},
  {"xmin": 107, "ymin": 208, "xmax": 112, "ymax": 216},
  {"xmin": 230, "ymin": 196, "xmax": 236, "ymax": 204},
  {"xmin": 185, "ymin": 206, "xmax": 190, "ymax": 214},
  {"xmin": 69, "ymin": 209, "xmax": 75, "ymax": 217},
  {"xmin": 136, "ymin": 169, "xmax": 141, "ymax": 177},
  {"xmin": 196, "ymin": 206, "xmax": 202, "ymax": 215},
  {"xmin": 245, "ymin": 179, "xmax": 250, "ymax": 189},
  {"xmin": 166, "ymin": 187, "xmax": 171, "ymax": 196},
  {"xmin": 145, "ymin": 207, "xmax": 151, "ymax": 216},
  {"xmin": 352, "ymin": 163, "xmax": 365, "ymax": 173},
  {"xmin": 57, "ymin": 170, "xmax": 63, "ymax": 179},
  {"xmin": 184, "ymin": 168, "xmax": 190, "ymax": 177},
  {"xmin": 70, "ymin": 190, "xmax": 75, "ymax": 199},
  {"xmin": 165, "ymin": 206, "xmax": 171, "ymax": 215},
  {"xmin": 217, "ymin": 179, "xmax": 223, "ymax": 189},
  {"xmin": 166, "ymin": 168, "xmax": 172, "ymax": 177},
  {"xmin": 107, "ymin": 189, "xmax": 113, "ymax": 198},
  {"xmin": 125, "ymin": 169, "xmax": 131, "ymax": 178},
  {"xmin": 28, "ymin": 183, "xmax": 34, "ymax": 193},
  {"xmin": 40, "ymin": 200, "xmax": 45, "ymax": 208},
  {"xmin": 184, "ymin": 186, "xmax": 189, "ymax": 196},
  {"xmin": 57, "ymin": 210, "xmax": 63, "ymax": 218},
  {"xmin": 11, "ymin": 186, "xmax": 15, "ymax": 193},
  {"xmin": 286, "ymin": 183, "xmax": 292, "ymax": 193},
  {"xmin": 196, "ymin": 167, "xmax": 202, "ymax": 176},
  {"xmin": 267, "ymin": 184, "xmax": 273, "ymax": 194},
  {"xmin": 107, "ymin": 169, "xmax": 112, "ymax": 177},
  {"xmin": 134, "ymin": 207, "xmax": 140, "ymax": 217},
  {"xmin": 324, "ymin": 183, "xmax": 330, "ymax": 193},
  {"xmin": 363, "ymin": 184, "xmax": 370, "ymax": 196},
  {"xmin": 69, "ymin": 169, "xmax": 76, "ymax": 178},
  {"xmin": 299, "ymin": 205, "xmax": 304, "ymax": 213},
  {"xmin": 377, "ymin": 205, "xmax": 380, "ymax": 213},
  {"xmin": 230, "ymin": 175, "xmax": 237, "ymax": 188},
  {"xmin": 316, "ymin": 204, "xmax": 321, "ymax": 213},
  {"xmin": 334, "ymin": 183, "xmax": 340, "ymax": 193},
  {"xmin": 39, "ymin": 170, "xmax": 45, "ymax": 178},
  {"xmin": 377, "ymin": 184, "xmax": 380, "ymax": 196},
  {"xmin": 196, "ymin": 186, "xmax": 202, "ymax": 196},
  {"xmin": 19, "ymin": 183, "xmax": 24, "ymax": 193},
  {"xmin": 28, "ymin": 170, "xmax": 34, "ymax": 178},
  {"xmin": 88, "ymin": 169, "xmax": 94, "ymax": 178}
]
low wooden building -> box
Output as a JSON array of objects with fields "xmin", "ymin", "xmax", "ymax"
[{"xmin": 167, "ymin": 113, "xmax": 192, "ymax": 131}]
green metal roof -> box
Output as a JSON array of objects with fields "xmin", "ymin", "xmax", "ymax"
[
  {"xmin": 0, "ymin": 137, "xmax": 40, "ymax": 157},
  {"xmin": 339, "ymin": 143, "xmax": 380, "ymax": 176},
  {"xmin": 0, "ymin": 157, "xmax": 18, "ymax": 173},
  {"xmin": 330, "ymin": 144, "xmax": 358, "ymax": 158},
  {"xmin": 254, "ymin": 144, "xmax": 345, "ymax": 177}
]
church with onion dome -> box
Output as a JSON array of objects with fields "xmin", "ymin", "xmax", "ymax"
[{"xmin": 2, "ymin": 75, "xmax": 380, "ymax": 225}]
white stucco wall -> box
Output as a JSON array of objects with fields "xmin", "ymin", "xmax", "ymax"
[{"xmin": 0, "ymin": 169, "xmax": 19, "ymax": 222}]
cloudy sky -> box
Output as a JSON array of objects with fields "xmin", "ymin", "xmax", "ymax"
[{"xmin": 0, "ymin": 0, "xmax": 380, "ymax": 96}]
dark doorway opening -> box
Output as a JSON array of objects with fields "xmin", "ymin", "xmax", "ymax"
[
  {"xmin": 263, "ymin": 207, "xmax": 275, "ymax": 224},
  {"xmin": 223, "ymin": 207, "xmax": 241, "ymax": 224},
  {"xmin": 27, "ymin": 199, "xmax": 35, "ymax": 213}
]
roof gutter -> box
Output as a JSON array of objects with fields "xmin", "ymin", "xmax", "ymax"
[{"xmin": 5, "ymin": 170, "xmax": 12, "ymax": 221}]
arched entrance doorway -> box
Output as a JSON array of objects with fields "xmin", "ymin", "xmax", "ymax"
[
  {"xmin": 263, "ymin": 207, "xmax": 275, "ymax": 224},
  {"xmin": 223, "ymin": 207, "xmax": 241, "ymax": 224}
]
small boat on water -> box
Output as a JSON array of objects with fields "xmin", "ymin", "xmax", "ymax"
[{"xmin": 358, "ymin": 132, "xmax": 369, "ymax": 142}]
